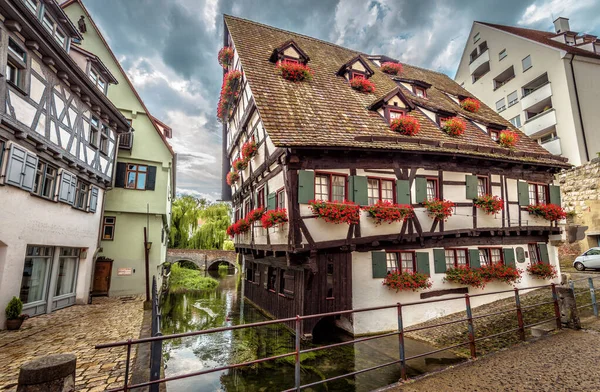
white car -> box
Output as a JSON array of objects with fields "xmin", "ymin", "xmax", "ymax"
[{"xmin": 573, "ymin": 247, "xmax": 600, "ymax": 271}]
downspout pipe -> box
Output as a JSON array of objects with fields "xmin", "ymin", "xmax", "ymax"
[{"xmin": 569, "ymin": 54, "xmax": 591, "ymax": 162}]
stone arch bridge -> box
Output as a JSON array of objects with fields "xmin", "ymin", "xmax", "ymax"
[{"xmin": 167, "ymin": 249, "xmax": 238, "ymax": 271}]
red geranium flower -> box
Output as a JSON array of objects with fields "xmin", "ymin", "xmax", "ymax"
[
  {"xmin": 498, "ymin": 130, "xmax": 520, "ymax": 148},
  {"xmin": 527, "ymin": 204, "xmax": 566, "ymax": 221},
  {"xmin": 218, "ymin": 47, "xmax": 234, "ymax": 69},
  {"xmin": 383, "ymin": 270, "xmax": 432, "ymax": 292},
  {"xmin": 460, "ymin": 98, "xmax": 481, "ymax": 113},
  {"xmin": 277, "ymin": 62, "xmax": 314, "ymax": 82},
  {"xmin": 241, "ymin": 140, "xmax": 258, "ymax": 160},
  {"xmin": 362, "ymin": 201, "xmax": 414, "ymax": 225},
  {"xmin": 350, "ymin": 77, "xmax": 376, "ymax": 93},
  {"xmin": 261, "ymin": 209, "xmax": 288, "ymax": 228},
  {"xmin": 390, "ymin": 115, "xmax": 421, "ymax": 136},
  {"xmin": 527, "ymin": 263, "xmax": 558, "ymax": 279},
  {"xmin": 226, "ymin": 171, "xmax": 239, "ymax": 186},
  {"xmin": 308, "ymin": 200, "xmax": 360, "ymax": 224},
  {"xmin": 232, "ymin": 158, "xmax": 248, "ymax": 171},
  {"xmin": 422, "ymin": 198, "xmax": 455, "ymax": 221},
  {"xmin": 441, "ymin": 117, "xmax": 466, "ymax": 137},
  {"xmin": 380, "ymin": 62, "xmax": 403, "ymax": 75},
  {"xmin": 473, "ymin": 195, "xmax": 504, "ymax": 215},
  {"xmin": 246, "ymin": 207, "xmax": 265, "ymax": 223}
]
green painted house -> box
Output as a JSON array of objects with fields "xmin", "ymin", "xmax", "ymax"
[{"xmin": 61, "ymin": 0, "xmax": 175, "ymax": 297}]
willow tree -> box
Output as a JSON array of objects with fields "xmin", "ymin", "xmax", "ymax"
[
  {"xmin": 169, "ymin": 196, "xmax": 205, "ymax": 248},
  {"xmin": 189, "ymin": 203, "xmax": 231, "ymax": 250}
]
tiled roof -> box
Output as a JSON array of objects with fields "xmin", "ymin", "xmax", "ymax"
[
  {"xmin": 224, "ymin": 15, "xmax": 568, "ymax": 168},
  {"xmin": 477, "ymin": 22, "xmax": 600, "ymax": 61}
]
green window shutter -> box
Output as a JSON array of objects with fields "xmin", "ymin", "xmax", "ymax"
[
  {"xmin": 549, "ymin": 185, "xmax": 561, "ymax": 205},
  {"xmin": 350, "ymin": 175, "xmax": 368, "ymax": 206},
  {"xmin": 466, "ymin": 175, "xmax": 478, "ymax": 200},
  {"xmin": 396, "ymin": 179, "xmax": 410, "ymax": 205},
  {"xmin": 518, "ymin": 181, "xmax": 530, "ymax": 206},
  {"xmin": 415, "ymin": 177, "xmax": 428, "ymax": 203},
  {"xmin": 433, "ymin": 249, "xmax": 446, "ymax": 273},
  {"xmin": 469, "ymin": 249, "xmax": 480, "ymax": 269},
  {"xmin": 267, "ymin": 192, "xmax": 276, "ymax": 210},
  {"xmin": 298, "ymin": 170, "xmax": 315, "ymax": 204},
  {"xmin": 372, "ymin": 251, "xmax": 387, "ymax": 278},
  {"xmin": 503, "ymin": 248, "xmax": 516, "ymax": 268},
  {"xmin": 416, "ymin": 252, "xmax": 430, "ymax": 275},
  {"xmin": 538, "ymin": 243, "xmax": 550, "ymax": 264}
]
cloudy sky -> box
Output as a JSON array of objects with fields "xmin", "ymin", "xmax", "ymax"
[{"xmin": 83, "ymin": 0, "xmax": 600, "ymax": 201}]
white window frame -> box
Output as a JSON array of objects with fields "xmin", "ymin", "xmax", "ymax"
[{"xmin": 522, "ymin": 55, "xmax": 532, "ymax": 72}]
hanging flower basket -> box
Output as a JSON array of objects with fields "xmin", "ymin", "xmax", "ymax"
[
  {"xmin": 460, "ymin": 98, "xmax": 481, "ymax": 113},
  {"xmin": 383, "ymin": 270, "xmax": 432, "ymax": 292},
  {"xmin": 227, "ymin": 218, "xmax": 251, "ymax": 237},
  {"xmin": 246, "ymin": 207, "xmax": 265, "ymax": 223},
  {"xmin": 422, "ymin": 198, "xmax": 455, "ymax": 221},
  {"xmin": 473, "ymin": 195, "xmax": 504, "ymax": 215},
  {"xmin": 498, "ymin": 130, "xmax": 520, "ymax": 148},
  {"xmin": 308, "ymin": 200, "xmax": 360, "ymax": 224},
  {"xmin": 362, "ymin": 201, "xmax": 414, "ymax": 225},
  {"xmin": 226, "ymin": 171, "xmax": 239, "ymax": 185},
  {"xmin": 232, "ymin": 158, "xmax": 248, "ymax": 171},
  {"xmin": 216, "ymin": 70, "xmax": 243, "ymax": 122},
  {"xmin": 527, "ymin": 263, "xmax": 558, "ymax": 279},
  {"xmin": 478, "ymin": 264, "xmax": 522, "ymax": 285},
  {"xmin": 441, "ymin": 117, "xmax": 466, "ymax": 137},
  {"xmin": 241, "ymin": 140, "xmax": 258, "ymax": 160},
  {"xmin": 226, "ymin": 224, "xmax": 236, "ymax": 238},
  {"xmin": 390, "ymin": 115, "xmax": 421, "ymax": 136},
  {"xmin": 218, "ymin": 47, "xmax": 234, "ymax": 69},
  {"xmin": 350, "ymin": 77, "xmax": 376, "ymax": 93},
  {"xmin": 277, "ymin": 62, "xmax": 314, "ymax": 82},
  {"xmin": 261, "ymin": 209, "xmax": 288, "ymax": 228},
  {"xmin": 380, "ymin": 62, "xmax": 403, "ymax": 75},
  {"xmin": 527, "ymin": 204, "xmax": 566, "ymax": 221},
  {"xmin": 444, "ymin": 266, "xmax": 486, "ymax": 289}
]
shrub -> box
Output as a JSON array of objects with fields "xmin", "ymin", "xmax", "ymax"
[
  {"xmin": 362, "ymin": 201, "xmax": 414, "ymax": 225},
  {"xmin": 226, "ymin": 171, "xmax": 239, "ymax": 185},
  {"xmin": 222, "ymin": 240, "xmax": 235, "ymax": 250},
  {"xmin": 383, "ymin": 270, "xmax": 432, "ymax": 292},
  {"xmin": 261, "ymin": 209, "xmax": 288, "ymax": 228},
  {"xmin": 246, "ymin": 207, "xmax": 265, "ymax": 223},
  {"xmin": 422, "ymin": 198, "xmax": 455, "ymax": 221},
  {"xmin": 241, "ymin": 140, "xmax": 258, "ymax": 160},
  {"xmin": 474, "ymin": 195, "xmax": 504, "ymax": 215},
  {"xmin": 527, "ymin": 263, "xmax": 558, "ymax": 279},
  {"xmin": 460, "ymin": 98, "xmax": 481, "ymax": 113},
  {"xmin": 527, "ymin": 204, "xmax": 567, "ymax": 221},
  {"xmin": 350, "ymin": 77, "xmax": 376, "ymax": 93},
  {"xmin": 498, "ymin": 130, "xmax": 520, "ymax": 148},
  {"xmin": 232, "ymin": 158, "xmax": 248, "ymax": 171},
  {"xmin": 5, "ymin": 297, "xmax": 23, "ymax": 320},
  {"xmin": 308, "ymin": 200, "xmax": 360, "ymax": 224},
  {"xmin": 478, "ymin": 264, "xmax": 522, "ymax": 285},
  {"xmin": 218, "ymin": 46, "xmax": 234, "ymax": 69},
  {"xmin": 277, "ymin": 62, "xmax": 314, "ymax": 82},
  {"xmin": 444, "ymin": 266, "xmax": 486, "ymax": 289},
  {"xmin": 390, "ymin": 115, "xmax": 421, "ymax": 136},
  {"xmin": 441, "ymin": 117, "xmax": 466, "ymax": 137},
  {"xmin": 380, "ymin": 62, "xmax": 403, "ymax": 75},
  {"xmin": 169, "ymin": 264, "xmax": 218, "ymax": 293}
]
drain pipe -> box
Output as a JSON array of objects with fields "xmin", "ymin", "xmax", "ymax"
[{"xmin": 569, "ymin": 54, "xmax": 591, "ymax": 162}]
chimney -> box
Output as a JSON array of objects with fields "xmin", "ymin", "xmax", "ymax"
[{"xmin": 553, "ymin": 17, "xmax": 570, "ymax": 34}]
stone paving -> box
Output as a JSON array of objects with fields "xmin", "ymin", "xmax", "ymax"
[{"xmin": 0, "ymin": 296, "xmax": 144, "ymax": 391}]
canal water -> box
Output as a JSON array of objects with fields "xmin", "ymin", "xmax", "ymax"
[{"xmin": 161, "ymin": 270, "xmax": 463, "ymax": 391}]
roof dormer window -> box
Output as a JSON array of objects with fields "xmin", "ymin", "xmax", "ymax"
[
  {"xmin": 351, "ymin": 72, "xmax": 366, "ymax": 80},
  {"xmin": 337, "ymin": 55, "xmax": 374, "ymax": 82},
  {"xmin": 42, "ymin": 12, "xmax": 68, "ymax": 50},
  {"xmin": 89, "ymin": 67, "xmax": 107, "ymax": 94},
  {"xmin": 413, "ymin": 86, "xmax": 427, "ymax": 98},
  {"xmin": 24, "ymin": 0, "xmax": 39, "ymax": 14},
  {"xmin": 270, "ymin": 40, "xmax": 309, "ymax": 65}
]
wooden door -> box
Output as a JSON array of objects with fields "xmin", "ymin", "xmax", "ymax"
[{"xmin": 92, "ymin": 259, "xmax": 112, "ymax": 295}]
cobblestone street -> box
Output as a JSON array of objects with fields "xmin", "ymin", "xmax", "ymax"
[{"xmin": 0, "ymin": 296, "xmax": 144, "ymax": 392}]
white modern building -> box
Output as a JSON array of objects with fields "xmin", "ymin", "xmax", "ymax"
[
  {"xmin": 455, "ymin": 17, "xmax": 600, "ymax": 166},
  {"xmin": 0, "ymin": 0, "xmax": 129, "ymax": 328}
]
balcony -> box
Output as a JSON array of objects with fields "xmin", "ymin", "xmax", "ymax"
[
  {"xmin": 521, "ymin": 74, "xmax": 551, "ymax": 110},
  {"xmin": 540, "ymin": 137, "xmax": 562, "ymax": 155},
  {"xmin": 522, "ymin": 108, "xmax": 557, "ymax": 136},
  {"xmin": 469, "ymin": 49, "xmax": 490, "ymax": 76}
]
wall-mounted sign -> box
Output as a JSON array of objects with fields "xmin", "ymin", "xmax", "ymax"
[
  {"xmin": 516, "ymin": 247, "xmax": 526, "ymax": 263},
  {"xmin": 117, "ymin": 268, "xmax": 133, "ymax": 276}
]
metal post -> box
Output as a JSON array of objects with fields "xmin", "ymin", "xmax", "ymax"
[
  {"xmin": 124, "ymin": 339, "xmax": 132, "ymax": 392},
  {"xmin": 551, "ymin": 283, "xmax": 562, "ymax": 330},
  {"xmin": 465, "ymin": 294, "xmax": 476, "ymax": 359},
  {"xmin": 294, "ymin": 315, "xmax": 301, "ymax": 391},
  {"xmin": 397, "ymin": 303, "xmax": 407, "ymax": 381},
  {"xmin": 514, "ymin": 288, "xmax": 525, "ymax": 341},
  {"xmin": 589, "ymin": 277, "xmax": 598, "ymax": 317},
  {"xmin": 569, "ymin": 280, "xmax": 575, "ymax": 293}
]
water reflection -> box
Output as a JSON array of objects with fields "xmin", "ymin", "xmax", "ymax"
[{"xmin": 161, "ymin": 271, "xmax": 463, "ymax": 391}]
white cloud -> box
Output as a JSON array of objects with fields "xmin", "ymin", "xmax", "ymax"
[
  {"xmin": 518, "ymin": 0, "xmax": 595, "ymax": 26},
  {"xmin": 176, "ymin": 188, "xmax": 221, "ymax": 202}
]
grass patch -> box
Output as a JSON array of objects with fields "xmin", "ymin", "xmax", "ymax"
[
  {"xmin": 169, "ymin": 263, "xmax": 218, "ymax": 293},
  {"xmin": 218, "ymin": 264, "xmax": 230, "ymax": 273}
]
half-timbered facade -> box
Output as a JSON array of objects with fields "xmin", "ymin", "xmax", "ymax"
[
  {"xmin": 0, "ymin": 0, "xmax": 130, "ymax": 328},
  {"xmin": 222, "ymin": 15, "xmax": 569, "ymax": 337}
]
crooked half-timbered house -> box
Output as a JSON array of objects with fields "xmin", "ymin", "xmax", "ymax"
[
  {"xmin": 221, "ymin": 15, "xmax": 570, "ymax": 337},
  {"xmin": 0, "ymin": 0, "xmax": 130, "ymax": 328}
]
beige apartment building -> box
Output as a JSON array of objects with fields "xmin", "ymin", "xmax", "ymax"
[{"xmin": 455, "ymin": 18, "xmax": 600, "ymax": 167}]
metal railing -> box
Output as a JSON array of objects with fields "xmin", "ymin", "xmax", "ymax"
[
  {"xmin": 569, "ymin": 275, "xmax": 600, "ymax": 317},
  {"xmin": 95, "ymin": 282, "xmax": 566, "ymax": 391},
  {"xmin": 150, "ymin": 277, "xmax": 162, "ymax": 392}
]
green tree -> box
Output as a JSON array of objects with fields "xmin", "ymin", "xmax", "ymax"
[
  {"xmin": 170, "ymin": 196, "xmax": 204, "ymax": 248},
  {"xmin": 170, "ymin": 196, "xmax": 231, "ymax": 250},
  {"xmin": 222, "ymin": 240, "xmax": 234, "ymax": 251}
]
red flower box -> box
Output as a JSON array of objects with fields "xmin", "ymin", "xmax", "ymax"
[
  {"xmin": 527, "ymin": 204, "xmax": 566, "ymax": 221},
  {"xmin": 478, "ymin": 264, "xmax": 522, "ymax": 285},
  {"xmin": 460, "ymin": 98, "xmax": 481, "ymax": 113},
  {"xmin": 441, "ymin": 117, "xmax": 466, "ymax": 137},
  {"xmin": 261, "ymin": 209, "xmax": 288, "ymax": 228},
  {"xmin": 498, "ymin": 130, "xmax": 520, "ymax": 148},
  {"xmin": 444, "ymin": 266, "xmax": 486, "ymax": 289},
  {"xmin": 232, "ymin": 158, "xmax": 248, "ymax": 171},
  {"xmin": 473, "ymin": 195, "xmax": 504, "ymax": 215},
  {"xmin": 350, "ymin": 77, "xmax": 376, "ymax": 93},
  {"xmin": 227, "ymin": 218, "xmax": 251, "ymax": 237},
  {"xmin": 216, "ymin": 70, "xmax": 243, "ymax": 122},
  {"xmin": 422, "ymin": 198, "xmax": 455, "ymax": 221},
  {"xmin": 362, "ymin": 201, "xmax": 414, "ymax": 225},
  {"xmin": 277, "ymin": 62, "xmax": 314, "ymax": 82},
  {"xmin": 226, "ymin": 171, "xmax": 239, "ymax": 185},
  {"xmin": 390, "ymin": 115, "xmax": 421, "ymax": 136},
  {"xmin": 380, "ymin": 62, "xmax": 403, "ymax": 75},
  {"xmin": 527, "ymin": 263, "xmax": 558, "ymax": 279},
  {"xmin": 218, "ymin": 47, "xmax": 234, "ymax": 69},
  {"xmin": 246, "ymin": 207, "xmax": 265, "ymax": 223},
  {"xmin": 383, "ymin": 270, "xmax": 432, "ymax": 292},
  {"xmin": 241, "ymin": 140, "xmax": 258, "ymax": 160},
  {"xmin": 308, "ymin": 200, "xmax": 360, "ymax": 224}
]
